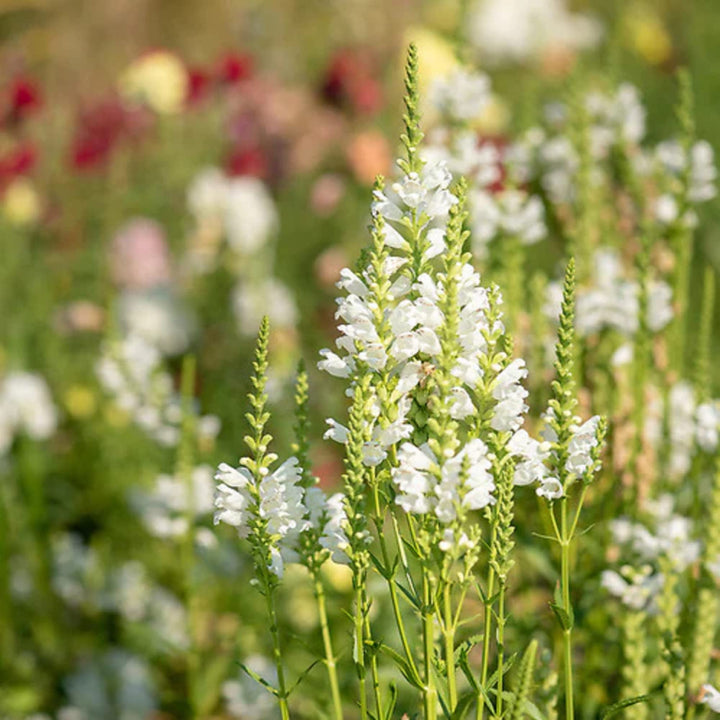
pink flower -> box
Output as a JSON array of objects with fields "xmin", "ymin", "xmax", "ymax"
[{"xmin": 110, "ymin": 218, "xmax": 172, "ymax": 290}]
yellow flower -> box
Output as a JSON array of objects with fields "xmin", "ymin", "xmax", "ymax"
[
  {"xmin": 104, "ymin": 403, "xmax": 131, "ymax": 428},
  {"xmin": 119, "ymin": 50, "xmax": 188, "ymax": 115},
  {"xmin": 2, "ymin": 178, "xmax": 41, "ymax": 226},
  {"xmin": 624, "ymin": 6, "xmax": 672, "ymax": 66},
  {"xmin": 64, "ymin": 385, "xmax": 97, "ymax": 419}
]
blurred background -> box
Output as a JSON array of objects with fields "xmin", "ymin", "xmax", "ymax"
[{"xmin": 0, "ymin": 0, "xmax": 719, "ymax": 717}]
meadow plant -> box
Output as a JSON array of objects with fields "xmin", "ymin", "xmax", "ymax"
[
  {"xmin": 210, "ymin": 44, "xmax": 720, "ymax": 720},
  {"xmin": 4, "ymin": 26, "xmax": 720, "ymax": 720}
]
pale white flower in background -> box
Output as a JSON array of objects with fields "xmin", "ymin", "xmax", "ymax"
[
  {"xmin": 96, "ymin": 334, "xmax": 217, "ymax": 448},
  {"xmin": 470, "ymin": 188, "xmax": 546, "ymax": 258},
  {"xmin": 655, "ymin": 139, "xmax": 717, "ymax": 207},
  {"xmin": 667, "ymin": 381, "xmax": 696, "ymax": 479},
  {"xmin": 601, "ymin": 566, "xmax": 663, "ymax": 610},
  {"xmin": 62, "ymin": 649, "xmax": 158, "ymax": 720},
  {"xmin": 548, "ymin": 249, "xmax": 674, "ymax": 338},
  {"xmin": 468, "ymin": 0, "xmax": 603, "ymax": 65},
  {"xmin": 423, "ymin": 131, "xmax": 501, "ymax": 190},
  {"xmin": 696, "ymin": 402, "xmax": 720, "ymax": 452},
  {"xmin": 224, "ymin": 177, "xmax": 279, "ymax": 254},
  {"xmin": 52, "ymin": 534, "xmax": 99, "ymax": 608},
  {"xmin": 133, "ymin": 465, "xmax": 215, "ymax": 540},
  {"xmin": 585, "ymin": 84, "xmax": 646, "ymax": 154},
  {"xmin": 187, "ymin": 167, "xmax": 230, "ymax": 224},
  {"xmin": 0, "ymin": 371, "xmax": 58, "ymax": 447},
  {"xmin": 538, "ymin": 136, "xmax": 580, "ymax": 203},
  {"xmin": 117, "ymin": 288, "xmax": 194, "ymax": 356},
  {"xmin": 430, "ymin": 68, "xmax": 491, "ymax": 122},
  {"xmin": 233, "ymin": 278, "xmax": 297, "ymax": 336}
]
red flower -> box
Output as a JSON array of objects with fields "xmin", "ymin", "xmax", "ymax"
[
  {"xmin": 479, "ymin": 135, "xmax": 510, "ymax": 194},
  {"xmin": 5, "ymin": 76, "xmax": 42, "ymax": 125},
  {"xmin": 216, "ymin": 52, "xmax": 253, "ymax": 85},
  {"xmin": 186, "ymin": 67, "xmax": 211, "ymax": 107},
  {"xmin": 321, "ymin": 49, "xmax": 382, "ymax": 116},
  {"xmin": 224, "ymin": 145, "xmax": 269, "ymax": 179},
  {"xmin": 69, "ymin": 97, "xmax": 151, "ymax": 171},
  {"xmin": 0, "ymin": 142, "xmax": 37, "ymax": 188}
]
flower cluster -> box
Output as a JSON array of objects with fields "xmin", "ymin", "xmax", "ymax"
[
  {"xmin": 470, "ymin": 188, "xmax": 546, "ymax": 259},
  {"xmin": 131, "ymin": 465, "xmax": 216, "ymax": 541},
  {"xmin": 545, "ymin": 249, "xmax": 673, "ymax": 339},
  {"xmin": 645, "ymin": 381, "xmax": 720, "ymax": 480},
  {"xmin": 214, "ymin": 457, "xmax": 349, "ymax": 577},
  {"xmin": 429, "ymin": 68, "xmax": 491, "ymax": 123},
  {"xmin": 185, "ymin": 167, "xmax": 297, "ymax": 338},
  {"xmin": 96, "ymin": 334, "xmax": 220, "ymax": 447}
]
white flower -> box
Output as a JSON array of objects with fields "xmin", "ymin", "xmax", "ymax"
[
  {"xmin": 318, "ymin": 350, "xmax": 354, "ymax": 379},
  {"xmin": 213, "ymin": 464, "xmax": 253, "ymax": 537},
  {"xmin": 393, "ymin": 442, "xmax": 437, "ymax": 515},
  {"xmin": 696, "ymin": 402, "xmax": 720, "ymax": 452},
  {"xmin": 566, "ymin": 416, "xmax": 601, "ymax": 477},
  {"xmin": 491, "ymin": 359, "xmax": 529, "ymax": 432},
  {"xmin": 700, "ymin": 685, "xmax": 720, "ymax": 713},
  {"xmin": 233, "ymin": 278, "xmax": 297, "ymax": 336},
  {"xmin": 537, "ymin": 477, "xmax": 563, "ymax": 500},
  {"xmin": 468, "ymin": 0, "xmax": 603, "ymax": 65},
  {"xmin": 224, "ymin": 177, "xmax": 278, "ymax": 254},
  {"xmin": 393, "ymin": 440, "xmax": 495, "ymax": 524},
  {"xmin": 372, "ymin": 160, "xmax": 458, "ymax": 244},
  {"xmin": 318, "ymin": 493, "xmax": 350, "ymax": 564},
  {"xmin": 601, "ymin": 567, "xmax": 663, "ymax": 610},
  {"xmin": 470, "ymin": 189, "xmax": 546, "ymax": 257},
  {"xmin": 187, "ymin": 167, "xmax": 227, "ymax": 223},
  {"xmin": 0, "ymin": 371, "xmax": 57, "ymax": 443},
  {"xmin": 430, "ymin": 68, "xmax": 491, "ymax": 122}
]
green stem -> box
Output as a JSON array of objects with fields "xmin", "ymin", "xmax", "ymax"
[
  {"xmin": 365, "ymin": 611, "xmax": 384, "ymax": 719},
  {"xmin": 0, "ymin": 473, "xmax": 13, "ymax": 664},
  {"xmin": 443, "ymin": 581, "xmax": 457, "ymax": 711},
  {"xmin": 179, "ymin": 355, "xmax": 199, "ymax": 717},
  {"xmin": 373, "ymin": 489, "xmax": 419, "ymax": 678},
  {"xmin": 560, "ymin": 499, "xmax": 574, "ymax": 720},
  {"xmin": 422, "ymin": 571, "xmax": 437, "ymax": 720},
  {"xmin": 479, "ymin": 519, "xmax": 499, "ymax": 720},
  {"xmin": 495, "ymin": 583, "xmax": 507, "ymax": 719},
  {"xmin": 354, "ymin": 581, "xmax": 368, "ymax": 720},
  {"xmin": 314, "ymin": 575, "xmax": 343, "ymax": 720},
  {"xmin": 266, "ymin": 583, "xmax": 291, "ymax": 720}
]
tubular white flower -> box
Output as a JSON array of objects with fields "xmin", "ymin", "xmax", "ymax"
[{"xmin": 700, "ymin": 685, "xmax": 720, "ymax": 713}]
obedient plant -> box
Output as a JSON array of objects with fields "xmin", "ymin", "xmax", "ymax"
[{"xmin": 211, "ymin": 45, "xmax": 638, "ymax": 719}]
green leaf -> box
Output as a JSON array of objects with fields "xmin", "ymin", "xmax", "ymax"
[
  {"xmin": 286, "ymin": 659, "xmax": 322, "ymax": 697},
  {"xmin": 238, "ymin": 662, "xmax": 279, "ymax": 697},
  {"xmin": 395, "ymin": 581, "xmax": 421, "ymax": 609},
  {"xmin": 383, "ymin": 682, "xmax": 399, "ymax": 720},
  {"xmin": 376, "ymin": 642, "xmax": 424, "ymax": 689},
  {"xmin": 599, "ymin": 694, "xmax": 655, "ymax": 719},
  {"xmin": 549, "ymin": 602, "xmax": 574, "ymax": 631},
  {"xmin": 450, "ymin": 692, "xmax": 477, "ymax": 720}
]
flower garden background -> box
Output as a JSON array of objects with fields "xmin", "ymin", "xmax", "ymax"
[{"xmin": 2, "ymin": 0, "xmax": 720, "ymax": 718}]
